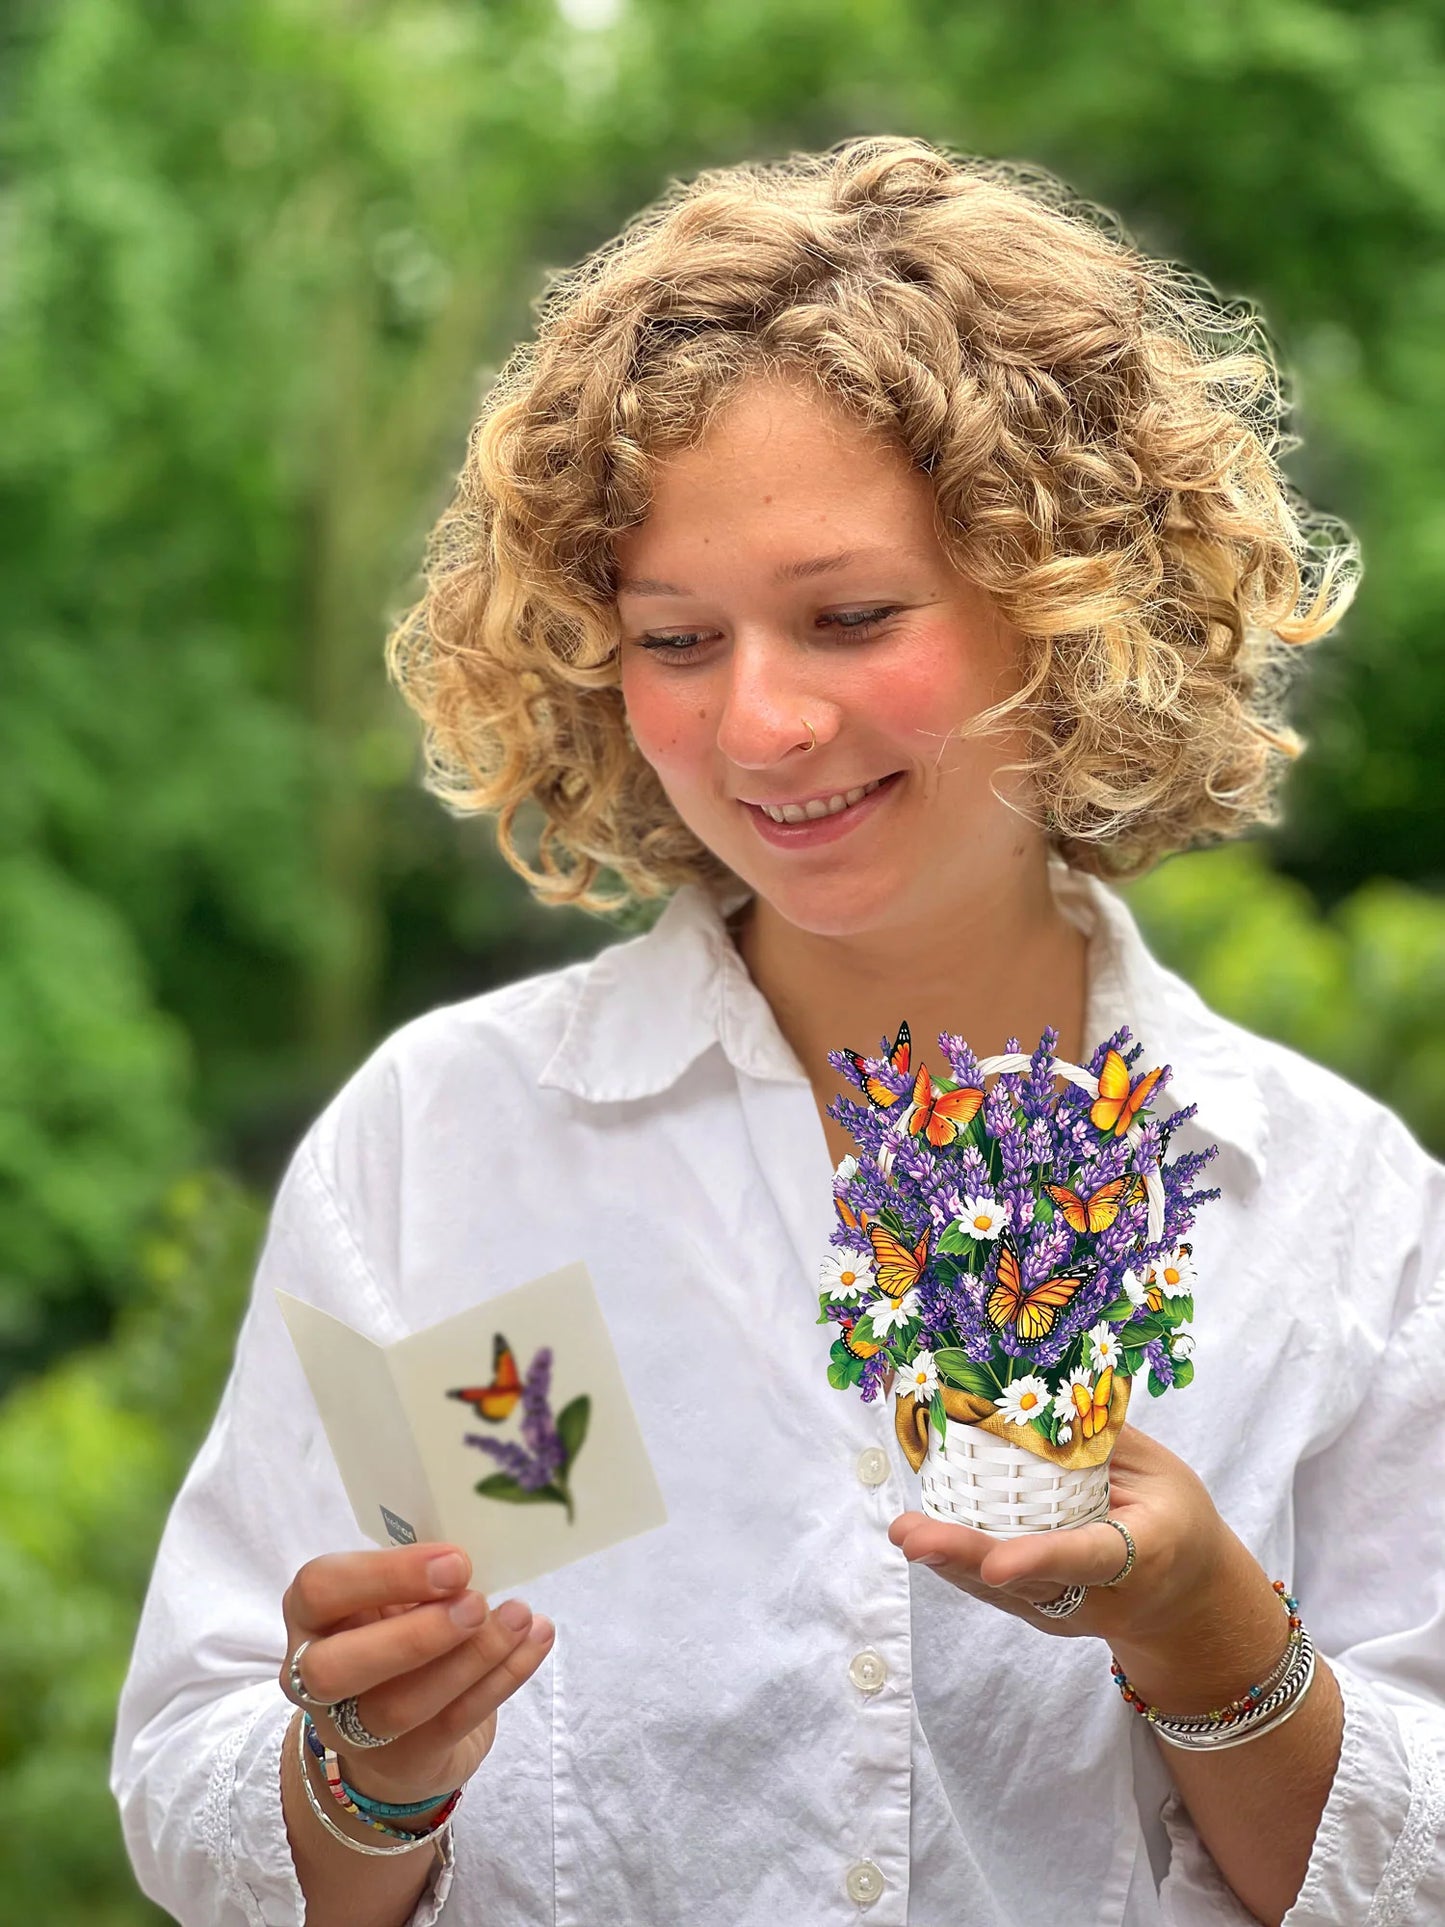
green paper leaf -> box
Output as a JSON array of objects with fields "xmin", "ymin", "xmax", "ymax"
[
  {"xmin": 556, "ymin": 1394, "xmax": 590, "ymax": 1471},
  {"xmin": 929, "ymin": 1389, "xmax": 947, "ymax": 1442},
  {"xmin": 1121, "ymin": 1314, "xmax": 1169, "ymax": 1347},
  {"xmin": 1099, "ymin": 1296, "xmax": 1135, "ymax": 1323},
  {"xmin": 1172, "ymin": 1357, "xmax": 1195, "ymax": 1389},
  {"xmin": 933, "ymin": 1348, "xmax": 999, "ymax": 1398},
  {"xmin": 474, "ymin": 1474, "xmax": 570, "ymax": 1506},
  {"xmin": 1121, "ymin": 1347, "xmax": 1148, "ymax": 1380},
  {"xmin": 1033, "ymin": 1194, "xmax": 1055, "ymax": 1225},
  {"xmin": 1164, "ymin": 1292, "xmax": 1195, "ymax": 1323},
  {"xmin": 1146, "ymin": 1369, "xmax": 1169, "ymax": 1397},
  {"xmin": 937, "ymin": 1221, "xmax": 971, "ymax": 1256}
]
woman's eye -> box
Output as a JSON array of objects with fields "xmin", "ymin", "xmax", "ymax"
[{"xmin": 636, "ymin": 607, "xmax": 899, "ymax": 661}]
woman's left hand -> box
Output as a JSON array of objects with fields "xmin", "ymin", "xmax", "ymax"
[{"xmin": 888, "ymin": 1419, "xmax": 1234, "ymax": 1651}]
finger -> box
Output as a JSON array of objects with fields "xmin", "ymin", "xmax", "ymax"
[
  {"xmin": 285, "ymin": 1543, "xmax": 471, "ymax": 1640},
  {"xmin": 977, "ymin": 1520, "xmax": 1136, "ymax": 1597},
  {"xmin": 888, "ymin": 1510, "xmax": 994, "ymax": 1574},
  {"xmin": 332, "ymin": 1596, "xmax": 539, "ymax": 1740},
  {"xmin": 421, "ymin": 1615, "xmax": 557, "ymax": 1751},
  {"xmin": 288, "ymin": 1589, "xmax": 509, "ymax": 1711}
]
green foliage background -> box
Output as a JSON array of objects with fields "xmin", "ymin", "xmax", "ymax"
[{"xmin": 1, "ymin": 0, "xmax": 1442, "ymax": 1917}]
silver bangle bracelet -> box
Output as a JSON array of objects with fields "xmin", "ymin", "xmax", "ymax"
[
  {"xmin": 294, "ymin": 1711, "xmax": 449, "ymax": 1857},
  {"xmin": 1151, "ymin": 1627, "xmax": 1303, "ymax": 1734},
  {"xmin": 1151, "ymin": 1635, "xmax": 1318, "ymax": 1751}
]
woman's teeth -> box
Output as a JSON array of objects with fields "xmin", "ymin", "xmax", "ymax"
[{"xmin": 758, "ymin": 777, "xmax": 885, "ymax": 824}]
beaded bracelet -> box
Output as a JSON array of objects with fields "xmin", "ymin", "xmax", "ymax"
[
  {"xmin": 1111, "ymin": 1581, "xmax": 1314, "ymax": 1749},
  {"xmin": 294, "ymin": 1713, "xmax": 451, "ymax": 1858},
  {"xmin": 301, "ymin": 1714, "xmax": 463, "ymax": 1842}
]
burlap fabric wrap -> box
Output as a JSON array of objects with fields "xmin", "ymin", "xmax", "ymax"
[{"xmin": 894, "ymin": 1375, "xmax": 1131, "ymax": 1474}]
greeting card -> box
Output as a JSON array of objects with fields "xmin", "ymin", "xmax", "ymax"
[{"xmin": 276, "ymin": 1259, "xmax": 668, "ymax": 1592}]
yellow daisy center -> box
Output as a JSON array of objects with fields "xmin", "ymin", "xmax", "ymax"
[
  {"xmin": 913, "ymin": 1370, "xmax": 928, "ymax": 1386},
  {"xmin": 840, "ymin": 1270, "xmax": 856, "ymax": 1287},
  {"xmin": 1019, "ymin": 1391, "xmax": 1039, "ymax": 1411},
  {"xmin": 1164, "ymin": 1266, "xmax": 1180, "ymax": 1287},
  {"xmin": 973, "ymin": 1214, "xmax": 992, "ymax": 1231}
]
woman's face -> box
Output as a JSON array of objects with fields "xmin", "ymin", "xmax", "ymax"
[{"xmin": 615, "ymin": 375, "xmax": 1036, "ymax": 937}]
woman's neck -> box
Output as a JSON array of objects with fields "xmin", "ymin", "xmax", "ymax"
[{"xmin": 731, "ymin": 859, "xmax": 1089, "ymax": 1162}]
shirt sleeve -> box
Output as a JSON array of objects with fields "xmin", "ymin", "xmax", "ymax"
[
  {"xmin": 1160, "ymin": 1119, "xmax": 1445, "ymax": 1925},
  {"xmin": 109, "ymin": 1130, "xmax": 455, "ymax": 1927}
]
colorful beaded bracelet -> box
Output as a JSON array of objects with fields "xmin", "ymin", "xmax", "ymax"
[
  {"xmin": 302, "ymin": 1713, "xmax": 463, "ymax": 1841},
  {"xmin": 1110, "ymin": 1581, "xmax": 1304, "ymax": 1729}
]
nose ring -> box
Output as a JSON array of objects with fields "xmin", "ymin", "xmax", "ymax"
[{"xmin": 798, "ymin": 718, "xmax": 817, "ymax": 753}]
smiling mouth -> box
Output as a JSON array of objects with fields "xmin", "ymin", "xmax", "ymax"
[{"xmin": 748, "ymin": 774, "xmax": 899, "ymax": 824}]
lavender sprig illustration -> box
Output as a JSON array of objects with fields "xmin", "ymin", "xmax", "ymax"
[{"xmin": 461, "ymin": 1344, "xmax": 590, "ymax": 1523}]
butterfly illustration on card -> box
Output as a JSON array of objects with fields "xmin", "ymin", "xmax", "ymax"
[
  {"xmin": 904, "ymin": 1064, "xmax": 985, "ymax": 1149},
  {"xmin": 1044, "ymin": 1173, "xmax": 1146, "ymax": 1236},
  {"xmin": 838, "ymin": 1313, "xmax": 884, "ymax": 1361},
  {"xmin": 446, "ymin": 1334, "xmax": 523, "ymax": 1423},
  {"xmin": 1068, "ymin": 1366, "xmax": 1115, "ymax": 1440},
  {"xmin": 1090, "ymin": 1049, "xmax": 1164, "ymax": 1137},
  {"xmin": 834, "ymin": 1193, "xmax": 873, "ymax": 1238},
  {"xmin": 866, "ymin": 1218, "xmax": 930, "ymax": 1304},
  {"xmin": 845, "ymin": 1020, "xmax": 911, "ymax": 1111},
  {"xmin": 985, "ymin": 1229, "xmax": 1093, "ymax": 1343}
]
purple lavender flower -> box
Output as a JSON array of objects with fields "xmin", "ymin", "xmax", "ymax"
[{"xmin": 464, "ymin": 1346, "xmax": 572, "ymax": 1502}]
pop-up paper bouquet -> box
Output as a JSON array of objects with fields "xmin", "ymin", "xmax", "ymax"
[{"xmin": 819, "ymin": 1022, "xmax": 1219, "ymax": 1538}]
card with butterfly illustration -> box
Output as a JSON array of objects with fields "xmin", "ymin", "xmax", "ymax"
[{"xmin": 276, "ymin": 1259, "xmax": 668, "ymax": 1594}]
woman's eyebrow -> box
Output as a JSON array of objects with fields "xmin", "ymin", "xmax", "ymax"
[{"xmin": 616, "ymin": 545, "xmax": 923, "ymax": 598}]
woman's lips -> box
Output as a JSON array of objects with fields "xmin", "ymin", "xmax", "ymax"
[{"xmin": 741, "ymin": 770, "xmax": 904, "ymax": 848}]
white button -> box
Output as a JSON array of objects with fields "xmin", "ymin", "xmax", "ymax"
[
  {"xmin": 856, "ymin": 1446, "xmax": 889, "ymax": 1486},
  {"xmin": 845, "ymin": 1860, "xmax": 885, "ymax": 1906},
  {"xmin": 848, "ymin": 1649, "xmax": 887, "ymax": 1694}
]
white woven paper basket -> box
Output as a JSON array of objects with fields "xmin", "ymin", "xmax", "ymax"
[
  {"xmin": 895, "ymin": 1047, "xmax": 1155, "ymax": 1538},
  {"xmin": 919, "ymin": 1421, "xmax": 1111, "ymax": 1536}
]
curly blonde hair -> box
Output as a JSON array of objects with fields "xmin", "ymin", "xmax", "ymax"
[{"xmin": 386, "ymin": 134, "xmax": 1357, "ymax": 913}]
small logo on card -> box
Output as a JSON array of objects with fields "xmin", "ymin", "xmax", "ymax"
[{"xmin": 380, "ymin": 1505, "xmax": 417, "ymax": 1546}]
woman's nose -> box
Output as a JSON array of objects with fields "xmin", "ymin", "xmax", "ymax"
[{"xmin": 714, "ymin": 641, "xmax": 834, "ymax": 770}]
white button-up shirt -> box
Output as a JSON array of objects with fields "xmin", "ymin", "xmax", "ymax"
[{"xmin": 112, "ymin": 864, "xmax": 1445, "ymax": 1925}]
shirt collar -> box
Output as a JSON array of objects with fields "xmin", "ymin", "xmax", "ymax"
[{"xmin": 538, "ymin": 864, "xmax": 1267, "ymax": 1182}]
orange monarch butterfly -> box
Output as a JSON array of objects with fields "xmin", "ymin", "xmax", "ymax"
[
  {"xmin": 985, "ymin": 1230, "xmax": 1092, "ymax": 1344},
  {"xmin": 1090, "ymin": 1048, "xmax": 1164, "ymax": 1137},
  {"xmin": 1044, "ymin": 1174, "xmax": 1146, "ymax": 1236},
  {"xmin": 834, "ymin": 1193, "xmax": 872, "ymax": 1237},
  {"xmin": 905, "ymin": 1064, "xmax": 985, "ymax": 1149},
  {"xmin": 866, "ymin": 1219, "xmax": 930, "ymax": 1302},
  {"xmin": 839, "ymin": 1314, "xmax": 883, "ymax": 1361},
  {"xmin": 846, "ymin": 1019, "xmax": 911, "ymax": 1110},
  {"xmin": 1068, "ymin": 1365, "xmax": 1114, "ymax": 1440},
  {"xmin": 446, "ymin": 1334, "xmax": 523, "ymax": 1423}
]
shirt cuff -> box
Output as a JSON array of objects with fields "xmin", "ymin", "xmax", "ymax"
[
  {"xmin": 1157, "ymin": 1658, "xmax": 1443, "ymax": 1926},
  {"xmin": 227, "ymin": 1687, "xmax": 454, "ymax": 1926}
]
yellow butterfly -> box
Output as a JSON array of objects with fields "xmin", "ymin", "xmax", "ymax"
[
  {"xmin": 1090, "ymin": 1049, "xmax": 1163, "ymax": 1137},
  {"xmin": 845, "ymin": 1020, "xmax": 911, "ymax": 1110},
  {"xmin": 986, "ymin": 1230, "xmax": 1091, "ymax": 1344},
  {"xmin": 866, "ymin": 1219, "xmax": 930, "ymax": 1303},
  {"xmin": 1044, "ymin": 1174, "xmax": 1146, "ymax": 1236},
  {"xmin": 1068, "ymin": 1366, "xmax": 1114, "ymax": 1440}
]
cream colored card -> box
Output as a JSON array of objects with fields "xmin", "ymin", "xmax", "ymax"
[{"xmin": 276, "ymin": 1260, "xmax": 668, "ymax": 1594}]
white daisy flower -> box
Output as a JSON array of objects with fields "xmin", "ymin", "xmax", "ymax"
[
  {"xmin": 1086, "ymin": 1323, "xmax": 1123, "ymax": 1372},
  {"xmin": 955, "ymin": 1194, "xmax": 1007, "ymax": 1241},
  {"xmin": 1147, "ymin": 1244, "xmax": 1197, "ymax": 1300},
  {"xmin": 867, "ymin": 1288, "xmax": 921, "ymax": 1337},
  {"xmin": 1121, "ymin": 1267, "xmax": 1148, "ymax": 1308},
  {"xmin": 899, "ymin": 1348, "xmax": 938, "ymax": 1402},
  {"xmin": 1170, "ymin": 1323, "xmax": 1196, "ymax": 1362},
  {"xmin": 819, "ymin": 1246, "xmax": 873, "ymax": 1301},
  {"xmin": 995, "ymin": 1373, "xmax": 1053, "ymax": 1427},
  {"xmin": 833, "ymin": 1155, "xmax": 860, "ymax": 1186}
]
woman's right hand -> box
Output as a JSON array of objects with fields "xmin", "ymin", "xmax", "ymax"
[{"xmin": 280, "ymin": 1541, "xmax": 555, "ymax": 1808}]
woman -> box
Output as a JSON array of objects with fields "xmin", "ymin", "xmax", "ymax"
[{"xmin": 112, "ymin": 136, "xmax": 1445, "ymax": 1926}]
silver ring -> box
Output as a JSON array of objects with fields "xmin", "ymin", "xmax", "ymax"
[
  {"xmin": 331, "ymin": 1694, "xmax": 392, "ymax": 1749},
  {"xmin": 286, "ymin": 1639, "xmax": 333, "ymax": 1710},
  {"xmin": 1099, "ymin": 1518, "xmax": 1137, "ymax": 1588},
  {"xmin": 1033, "ymin": 1583, "xmax": 1088, "ymax": 1619}
]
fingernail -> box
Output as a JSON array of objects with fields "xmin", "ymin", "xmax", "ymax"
[
  {"xmin": 496, "ymin": 1599, "xmax": 531, "ymax": 1633},
  {"xmin": 529, "ymin": 1615, "xmax": 556, "ymax": 1644},
  {"xmin": 427, "ymin": 1552, "xmax": 468, "ymax": 1591},
  {"xmin": 449, "ymin": 1591, "xmax": 488, "ymax": 1627}
]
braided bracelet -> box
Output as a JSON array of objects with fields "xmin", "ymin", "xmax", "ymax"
[
  {"xmin": 301, "ymin": 1714, "xmax": 463, "ymax": 1842},
  {"xmin": 294, "ymin": 1713, "xmax": 451, "ymax": 1858},
  {"xmin": 1111, "ymin": 1581, "xmax": 1316, "ymax": 1750}
]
